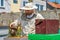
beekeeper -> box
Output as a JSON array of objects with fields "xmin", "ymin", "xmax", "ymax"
[{"xmin": 10, "ymin": 2, "xmax": 44, "ymax": 36}]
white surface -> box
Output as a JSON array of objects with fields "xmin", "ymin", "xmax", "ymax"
[
  {"xmin": 0, "ymin": 29, "xmax": 8, "ymax": 40},
  {"xmin": 0, "ymin": 29, "xmax": 8, "ymax": 35},
  {"xmin": 0, "ymin": 36, "xmax": 7, "ymax": 40},
  {"xmin": 0, "ymin": 0, "xmax": 11, "ymax": 13}
]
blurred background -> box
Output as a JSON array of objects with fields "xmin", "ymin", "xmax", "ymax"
[{"xmin": 0, "ymin": 0, "xmax": 60, "ymax": 40}]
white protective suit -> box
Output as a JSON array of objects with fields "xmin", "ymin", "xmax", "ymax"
[{"xmin": 11, "ymin": 13, "xmax": 44, "ymax": 36}]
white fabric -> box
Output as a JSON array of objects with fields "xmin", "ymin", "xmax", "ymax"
[
  {"xmin": 20, "ymin": 2, "xmax": 37, "ymax": 10},
  {"xmin": 27, "ymin": 13, "xmax": 34, "ymax": 19},
  {"xmin": 11, "ymin": 13, "xmax": 44, "ymax": 36}
]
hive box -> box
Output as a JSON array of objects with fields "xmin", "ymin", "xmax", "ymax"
[
  {"xmin": 35, "ymin": 19, "xmax": 59, "ymax": 34},
  {"xmin": 28, "ymin": 34, "xmax": 60, "ymax": 40}
]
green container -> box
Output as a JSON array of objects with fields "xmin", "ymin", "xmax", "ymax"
[{"xmin": 28, "ymin": 34, "xmax": 60, "ymax": 40}]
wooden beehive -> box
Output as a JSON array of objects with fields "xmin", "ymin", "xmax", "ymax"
[{"xmin": 35, "ymin": 19, "xmax": 59, "ymax": 34}]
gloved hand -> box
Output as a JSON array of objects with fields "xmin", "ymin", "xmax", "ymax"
[{"xmin": 10, "ymin": 20, "xmax": 18, "ymax": 28}]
